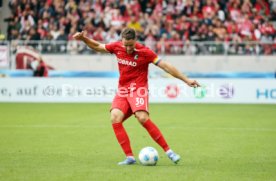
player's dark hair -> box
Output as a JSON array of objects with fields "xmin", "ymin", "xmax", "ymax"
[{"xmin": 121, "ymin": 28, "xmax": 136, "ymax": 40}]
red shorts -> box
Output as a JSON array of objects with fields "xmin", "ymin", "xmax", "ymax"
[{"xmin": 111, "ymin": 88, "xmax": 149, "ymax": 121}]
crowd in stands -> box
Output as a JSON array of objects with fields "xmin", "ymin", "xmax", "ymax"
[{"xmin": 4, "ymin": 0, "xmax": 276, "ymax": 54}]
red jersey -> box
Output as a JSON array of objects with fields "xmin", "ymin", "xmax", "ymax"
[{"xmin": 105, "ymin": 41, "xmax": 160, "ymax": 91}]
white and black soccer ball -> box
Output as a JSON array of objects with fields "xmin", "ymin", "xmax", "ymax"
[{"xmin": 138, "ymin": 147, "xmax": 159, "ymax": 166}]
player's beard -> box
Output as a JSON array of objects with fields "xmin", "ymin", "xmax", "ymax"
[{"xmin": 126, "ymin": 49, "xmax": 134, "ymax": 54}]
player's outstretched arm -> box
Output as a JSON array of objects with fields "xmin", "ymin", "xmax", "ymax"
[
  {"xmin": 157, "ymin": 61, "xmax": 200, "ymax": 88},
  {"xmin": 73, "ymin": 31, "xmax": 109, "ymax": 53}
]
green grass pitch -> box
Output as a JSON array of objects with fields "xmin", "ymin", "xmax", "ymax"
[{"xmin": 0, "ymin": 103, "xmax": 275, "ymax": 181}]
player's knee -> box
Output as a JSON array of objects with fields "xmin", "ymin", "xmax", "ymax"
[
  {"xmin": 135, "ymin": 112, "xmax": 149, "ymax": 124},
  {"xmin": 110, "ymin": 112, "xmax": 123, "ymax": 124}
]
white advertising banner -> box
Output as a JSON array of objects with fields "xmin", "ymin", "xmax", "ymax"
[
  {"xmin": 0, "ymin": 78, "xmax": 275, "ymax": 103},
  {"xmin": 0, "ymin": 46, "xmax": 9, "ymax": 67}
]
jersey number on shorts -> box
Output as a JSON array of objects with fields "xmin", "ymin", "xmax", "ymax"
[{"xmin": 135, "ymin": 98, "xmax": 145, "ymax": 107}]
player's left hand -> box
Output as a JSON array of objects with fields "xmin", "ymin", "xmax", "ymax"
[{"xmin": 186, "ymin": 80, "xmax": 200, "ymax": 88}]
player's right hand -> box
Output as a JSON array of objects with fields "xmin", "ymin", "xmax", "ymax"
[
  {"xmin": 186, "ymin": 79, "xmax": 200, "ymax": 88},
  {"xmin": 73, "ymin": 31, "xmax": 85, "ymax": 40}
]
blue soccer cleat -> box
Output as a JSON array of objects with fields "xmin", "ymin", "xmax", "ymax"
[
  {"xmin": 118, "ymin": 157, "xmax": 136, "ymax": 165},
  {"xmin": 167, "ymin": 151, "xmax": 181, "ymax": 164}
]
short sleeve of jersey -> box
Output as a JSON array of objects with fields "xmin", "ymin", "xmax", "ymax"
[
  {"xmin": 105, "ymin": 42, "xmax": 119, "ymax": 54},
  {"xmin": 146, "ymin": 48, "xmax": 161, "ymax": 65}
]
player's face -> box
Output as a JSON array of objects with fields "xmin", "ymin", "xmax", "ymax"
[{"xmin": 122, "ymin": 39, "xmax": 136, "ymax": 54}]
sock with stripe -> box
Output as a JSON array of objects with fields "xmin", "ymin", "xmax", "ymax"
[
  {"xmin": 112, "ymin": 122, "xmax": 133, "ymax": 156},
  {"xmin": 142, "ymin": 119, "xmax": 170, "ymax": 152}
]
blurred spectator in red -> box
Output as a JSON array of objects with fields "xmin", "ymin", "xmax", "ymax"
[
  {"xmin": 229, "ymin": 2, "xmax": 242, "ymax": 23},
  {"xmin": 93, "ymin": 27, "xmax": 106, "ymax": 42},
  {"xmin": 255, "ymin": 0, "xmax": 270, "ymax": 16},
  {"xmin": 239, "ymin": 14, "xmax": 253, "ymax": 39},
  {"xmin": 156, "ymin": 33, "xmax": 170, "ymax": 54},
  {"xmin": 169, "ymin": 30, "xmax": 183, "ymax": 54},
  {"xmin": 202, "ymin": 0, "xmax": 219, "ymax": 20},
  {"xmin": 144, "ymin": 30, "xmax": 157, "ymax": 51},
  {"xmin": 105, "ymin": 26, "xmax": 120, "ymax": 42}
]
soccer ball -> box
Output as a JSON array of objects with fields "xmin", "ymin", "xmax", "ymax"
[{"xmin": 138, "ymin": 147, "xmax": 159, "ymax": 166}]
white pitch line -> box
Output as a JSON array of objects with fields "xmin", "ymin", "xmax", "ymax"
[
  {"xmin": 169, "ymin": 126, "xmax": 276, "ymax": 132},
  {"xmin": 0, "ymin": 125, "xmax": 275, "ymax": 132},
  {"xmin": 0, "ymin": 125, "xmax": 108, "ymax": 128}
]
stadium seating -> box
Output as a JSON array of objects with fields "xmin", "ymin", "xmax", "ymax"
[{"xmin": 4, "ymin": 0, "xmax": 276, "ymax": 55}]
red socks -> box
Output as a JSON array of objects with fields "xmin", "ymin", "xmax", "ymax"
[
  {"xmin": 143, "ymin": 119, "xmax": 170, "ymax": 152},
  {"xmin": 112, "ymin": 122, "xmax": 133, "ymax": 156},
  {"xmin": 112, "ymin": 119, "xmax": 170, "ymax": 157}
]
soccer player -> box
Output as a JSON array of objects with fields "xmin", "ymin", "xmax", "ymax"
[{"xmin": 73, "ymin": 28, "xmax": 200, "ymax": 165}]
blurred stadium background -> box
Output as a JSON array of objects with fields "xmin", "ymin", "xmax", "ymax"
[{"xmin": 0, "ymin": 0, "xmax": 276, "ymax": 180}]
